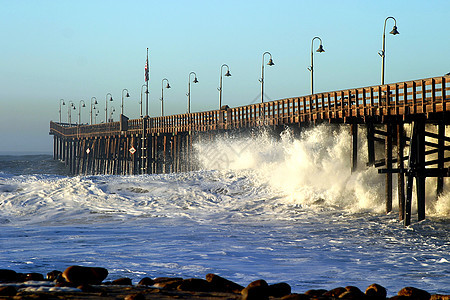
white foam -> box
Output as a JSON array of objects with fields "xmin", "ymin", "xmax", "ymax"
[{"xmin": 195, "ymin": 125, "xmax": 450, "ymax": 218}]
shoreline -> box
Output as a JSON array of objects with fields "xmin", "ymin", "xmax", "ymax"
[{"xmin": 1, "ymin": 266, "xmax": 449, "ymax": 299}]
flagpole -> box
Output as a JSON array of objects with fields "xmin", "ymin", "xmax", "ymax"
[{"xmin": 145, "ymin": 48, "xmax": 149, "ymax": 117}]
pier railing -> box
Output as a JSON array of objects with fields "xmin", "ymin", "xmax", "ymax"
[{"xmin": 50, "ymin": 76, "xmax": 449, "ymax": 138}]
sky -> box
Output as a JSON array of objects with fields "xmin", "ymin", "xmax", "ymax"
[{"xmin": 0, "ymin": 0, "xmax": 449, "ymax": 154}]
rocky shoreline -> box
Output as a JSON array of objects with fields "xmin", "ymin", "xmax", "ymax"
[{"xmin": 0, "ymin": 266, "xmax": 448, "ymax": 299}]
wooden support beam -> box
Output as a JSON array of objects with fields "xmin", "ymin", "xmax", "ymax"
[
  {"xmin": 53, "ymin": 136, "xmax": 57, "ymax": 160},
  {"xmin": 404, "ymin": 121, "xmax": 417, "ymax": 226},
  {"xmin": 351, "ymin": 123, "xmax": 358, "ymax": 172},
  {"xmin": 385, "ymin": 123, "xmax": 393, "ymax": 213},
  {"xmin": 424, "ymin": 130, "xmax": 450, "ymax": 142},
  {"xmin": 397, "ymin": 123, "xmax": 405, "ymax": 221},
  {"xmin": 437, "ymin": 122, "xmax": 445, "ymax": 197},
  {"xmin": 366, "ymin": 122, "xmax": 375, "ymax": 166},
  {"xmin": 416, "ymin": 120, "xmax": 426, "ymax": 221}
]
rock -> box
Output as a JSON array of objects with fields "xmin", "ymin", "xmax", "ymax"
[
  {"xmin": 47, "ymin": 270, "xmax": 62, "ymax": 281},
  {"xmin": 430, "ymin": 295, "xmax": 450, "ymax": 300},
  {"xmin": 281, "ymin": 294, "xmax": 311, "ymax": 300},
  {"xmin": 25, "ymin": 272, "xmax": 45, "ymax": 281},
  {"xmin": 205, "ymin": 273, "xmax": 244, "ymax": 293},
  {"xmin": 16, "ymin": 273, "xmax": 28, "ymax": 282},
  {"xmin": 246, "ymin": 279, "xmax": 269, "ymax": 289},
  {"xmin": 177, "ymin": 278, "xmax": 212, "ymax": 292},
  {"xmin": 340, "ymin": 290, "xmax": 367, "ymax": 299},
  {"xmin": 138, "ymin": 277, "xmax": 154, "ymax": 286},
  {"xmin": 268, "ymin": 282, "xmax": 291, "ymax": 297},
  {"xmin": 241, "ymin": 279, "xmax": 269, "ymax": 300},
  {"xmin": 153, "ymin": 278, "xmax": 184, "ymax": 290},
  {"xmin": 0, "ymin": 269, "xmax": 18, "ymax": 283},
  {"xmin": 62, "ymin": 265, "xmax": 108, "ymax": 285},
  {"xmin": 112, "ymin": 277, "xmax": 132, "ymax": 285},
  {"xmin": 305, "ymin": 289, "xmax": 328, "ymax": 296},
  {"xmin": 0, "ymin": 286, "xmax": 17, "ymax": 296},
  {"xmin": 324, "ymin": 287, "xmax": 347, "ymax": 297},
  {"xmin": 77, "ymin": 284, "xmax": 102, "ymax": 292},
  {"xmin": 398, "ymin": 287, "xmax": 431, "ymax": 300},
  {"xmin": 55, "ymin": 281, "xmax": 78, "ymax": 288},
  {"xmin": 340, "ymin": 286, "xmax": 367, "ymax": 299},
  {"xmin": 125, "ymin": 293, "xmax": 146, "ymax": 300},
  {"xmin": 366, "ymin": 283, "xmax": 387, "ymax": 299},
  {"xmin": 153, "ymin": 277, "xmax": 183, "ymax": 283}
]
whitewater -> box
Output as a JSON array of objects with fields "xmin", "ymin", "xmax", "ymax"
[{"xmin": 0, "ymin": 125, "xmax": 449, "ymax": 296}]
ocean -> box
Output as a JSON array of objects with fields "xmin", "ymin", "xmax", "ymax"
[{"xmin": 0, "ymin": 125, "xmax": 449, "ymax": 296}]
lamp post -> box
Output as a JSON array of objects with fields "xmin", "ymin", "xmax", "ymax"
[
  {"xmin": 379, "ymin": 16, "xmax": 399, "ymax": 85},
  {"xmin": 121, "ymin": 89, "xmax": 130, "ymax": 115},
  {"xmin": 161, "ymin": 78, "xmax": 171, "ymax": 117},
  {"xmin": 59, "ymin": 99, "xmax": 65, "ymax": 124},
  {"xmin": 110, "ymin": 106, "xmax": 116, "ymax": 122},
  {"xmin": 105, "ymin": 93, "xmax": 113, "ymax": 123},
  {"xmin": 94, "ymin": 109, "xmax": 99, "ymax": 124},
  {"xmin": 145, "ymin": 48, "xmax": 150, "ymax": 117},
  {"xmin": 260, "ymin": 51, "xmax": 274, "ymax": 103},
  {"xmin": 90, "ymin": 97, "xmax": 98, "ymax": 125},
  {"xmin": 308, "ymin": 37, "xmax": 325, "ymax": 95},
  {"xmin": 140, "ymin": 84, "xmax": 147, "ymax": 118},
  {"xmin": 78, "ymin": 100, "xmax": 86, "ymax": 125},
  {"xmin": 68, "ymin": 101, "xmax": 76, "ymax": 126},
  {"xmin": 218, "ymin": 64, "xmax": 231, "ymax": 109},
  {"xmin": 187, "ymin": 71, "xmax": 198, "ymax": 113}
]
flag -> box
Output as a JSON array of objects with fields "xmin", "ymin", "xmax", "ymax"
[{"xmin": 144, "ymin": 58, "xmax": 149, "ymax": 82}]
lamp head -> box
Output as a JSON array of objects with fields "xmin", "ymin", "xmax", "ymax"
[
  {"xmin": 316, "ymin": 44, "xmax": 325, "ymax": 52},
  {"xmin": 390, "ymin": 26, "xmax": 399, "ymax": 35},
  {"xmin": 166, "ymin": 83, "xmax": 171, "ymax": 89},
  {"xmin": 62, "ymin": 101, "xmax": 65, "ymax": 105},
  {"xmin": 267, "ymin": 58, "xmax": 274, "ymax": 66},
  {"xmin": 110, "ymin": 97, "xmax": 113, "ymax": 101},
  {"xmin": 193, "ymin": 77, "xmax": 199, "ymax": 83},
  {"xmin": 82, "ymin": 103, "xmax": 86, "ymax": 107},
  {"xmin": 94, "ymin": 100, "xmax": 98, "ymax": 105},
  {"xmin": 224, "ymin": 70, "xmax": 231, "ymax": 77},
  {"xmin": 126, "ymin": 92, "xmax": 130, "ymax": 97}
]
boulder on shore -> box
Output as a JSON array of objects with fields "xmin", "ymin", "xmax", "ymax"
[
  {"xmin": 0, "ymin": 269, "xmax": 18, "ymax": 283},
  {"xmin": 62, "ymin": 265, "xmax": 108, "ymax": 285},
  {"xmin": 398, "ymin": 287, "xmax": 431, "ymax": 300},
  {"xmin": 205, "ymin": 273, "xmax": 244, "ymax": 293}
]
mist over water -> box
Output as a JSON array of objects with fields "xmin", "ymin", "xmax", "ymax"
[{"xmin": 0, "ymin": 125, "xmax": 449, "ymax": 295}]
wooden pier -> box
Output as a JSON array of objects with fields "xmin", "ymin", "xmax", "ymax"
[{"xmin": 50, "ymin": 75, "xmax": 450, "ymax": 225}]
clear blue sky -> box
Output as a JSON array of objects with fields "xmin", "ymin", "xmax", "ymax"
[{"xmin": 0, "ymin": 0, "xmax": 449, "ymax": 154}]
